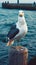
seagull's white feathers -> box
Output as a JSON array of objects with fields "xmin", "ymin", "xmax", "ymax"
[
  {"xmin": 15, "ymin": 10, "xmax": 28, "ymax": 39},
  {"xmin": 7, "ymin": 10, "xmax": 28, "ymax": 46}
]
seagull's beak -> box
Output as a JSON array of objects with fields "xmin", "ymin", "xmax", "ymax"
[{"xmin": 19, "ymin": 13, "xmax": 23, "ymax": 17}]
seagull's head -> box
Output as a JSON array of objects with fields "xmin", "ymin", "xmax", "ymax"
[
  {"xmin": 18, "ymin": 10, "xmax": 25, "ymax": 26},
  {"xmin": 19, "ymin": 10, "xmax": 24, "ymax": 17}
]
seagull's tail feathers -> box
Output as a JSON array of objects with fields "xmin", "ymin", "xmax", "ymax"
[{"xmin": 6, "ymin": 40, "xmax": 14, "ymax": 46}]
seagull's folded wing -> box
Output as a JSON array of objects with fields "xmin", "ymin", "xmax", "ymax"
[{"xmin": 7, "ymin": 24, "xmax": 19, "ymax": 40}]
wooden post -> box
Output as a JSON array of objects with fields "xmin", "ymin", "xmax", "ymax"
[
  {"xmin": 23, "ymin": 48, "xmax": 28, "ymax": 65},
  {"xmin": 8, "ymin": 46, "xmax": 28, "ymax": 65}
]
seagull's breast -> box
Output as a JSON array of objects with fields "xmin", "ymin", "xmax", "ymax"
[
  {"xmin": 14, "ymin": 23, "xmax": 28, "ymax": 40},
  {"xmin": 14, "ymin": 16, "xmax": 28, "ymax": 40},
  {"xmin": 24, "ymin": 24, "xmax": 28, "ymax": 34}
]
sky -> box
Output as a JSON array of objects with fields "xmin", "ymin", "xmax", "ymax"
[{"xmin": 0, "ymin": 0, "xmax": 36, "ymax": 3}]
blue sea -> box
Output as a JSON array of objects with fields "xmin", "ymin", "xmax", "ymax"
[{"xmin": 0, "ymin": 7, "xmax": 36, "ymax": 65}]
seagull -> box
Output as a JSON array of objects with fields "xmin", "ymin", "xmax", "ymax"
[{"xmin": 7, "ymin": 10, "xmax": 28, "ymax": 46}]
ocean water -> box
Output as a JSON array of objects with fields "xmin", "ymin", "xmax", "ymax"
[{"xmin": 0, "ymin": 8, "xmax": 36, "ymax": 65}]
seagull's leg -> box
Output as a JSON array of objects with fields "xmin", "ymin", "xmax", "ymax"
[{"xmin": 7, "ymin": 40, "xmax": 14, "ymax": 46}]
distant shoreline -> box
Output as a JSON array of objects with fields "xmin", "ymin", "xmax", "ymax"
[{"xmin": 2, "ymin": 2, "xmax": 36, "ymax": 10}]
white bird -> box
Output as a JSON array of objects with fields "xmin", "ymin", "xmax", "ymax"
[{"xmin": 7, "ymin": 10, "xmax": 28, "ymax": 46}]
